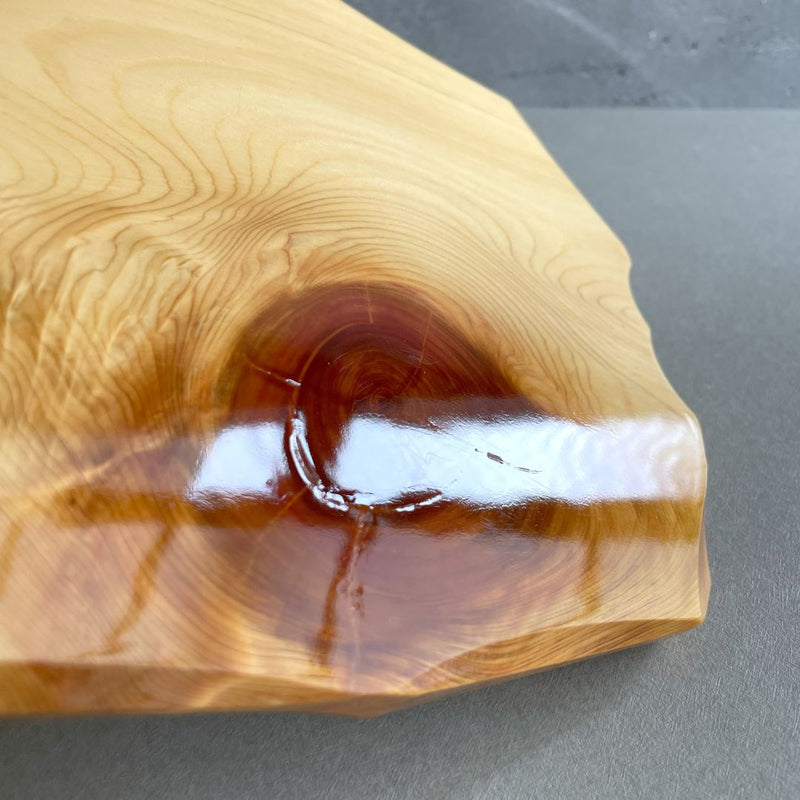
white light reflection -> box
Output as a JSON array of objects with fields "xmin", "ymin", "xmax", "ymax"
[
  {"xmin": 187, "ymin": 414, "xmax": 704, "ymax": 508},
  {"xmin": 331, "ymin": 415, "xmax": 703, "ymax": 506},
  {"xmin": 188, "ymin": 422, "xmax": 287, "ymax": 502}
]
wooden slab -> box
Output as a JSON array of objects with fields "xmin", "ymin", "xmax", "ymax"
[{"xmin": 0, "ymin": 0, "xmax": 708, "ymax": 715}]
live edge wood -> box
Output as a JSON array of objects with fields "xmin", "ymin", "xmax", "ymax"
[{"xmin": 0, "ymin": 0, "xmax": 709, "ymax": 717}]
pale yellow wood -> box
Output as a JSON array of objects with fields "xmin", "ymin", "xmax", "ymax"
[{"xmin": 0, "ymin": 0, "xmax": 708, "ymax": 716}]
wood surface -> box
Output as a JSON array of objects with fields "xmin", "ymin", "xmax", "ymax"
[{"xmin": 0, "ymin": 0, "xmax": 709, "ymax": 716}]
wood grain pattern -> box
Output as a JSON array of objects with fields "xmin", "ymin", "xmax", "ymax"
[{"xmin": 0, "ymin": 0, "xmax": 709, "ymax": 716}]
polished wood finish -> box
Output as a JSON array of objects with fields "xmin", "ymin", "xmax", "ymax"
[{"xmin": 0, "ymin": 0, "xmax": 708, "ymax": 716}]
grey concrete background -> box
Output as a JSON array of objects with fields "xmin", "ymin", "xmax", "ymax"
[
  {"xmin": 1, "ymin": 109, "xmax": 798, "ymax": 798},
  {"xmin": 350, "ymin": 0, "xmax": 800, "ymax": 106}
]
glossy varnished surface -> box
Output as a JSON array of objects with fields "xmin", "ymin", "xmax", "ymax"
[{"xmin": 0, "ymin": 0, "xmax": 708, "ymax": 715}]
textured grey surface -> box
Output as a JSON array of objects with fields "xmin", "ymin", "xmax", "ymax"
[
  {"xmin": 1, "ymin": 110, "xmax": 799, "ymax": 799},
  {"xmin": 349, "ymin": 0, "xmax": 800, "ymax": 107}
]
